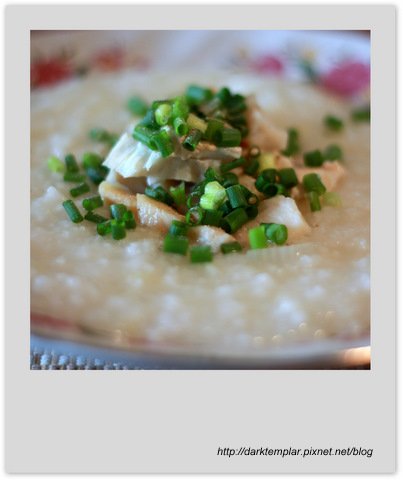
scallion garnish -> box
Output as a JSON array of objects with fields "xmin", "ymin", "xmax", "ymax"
[
  {"xmin": 202, "ymin": 209, "xmax": 224, "ymax": 227},
  {"xmin": 351, "ymin": 105, "xmax": 370, "ymax": 122},
  {"xmin": 226, "ymin": 184, "xmax": 248, "ymax": 209},
  {"xmin": 185, "ymin": 206, "xmax": 204, "ymax": 226},
  {"xmin": 304, "ymin": 150, "xmax": 324, "ymax": 167},
  {"xmin": 221, "ymin": 172, "xmax": 239, "ymax": 188},
  {"xmin": 221, "ymin": 207, "xmax": 249, "ymax": 233},
  {"xmin": 172, "ymin": 96, "xmax": 189, "ymax": 119},
  {"xmin": 185, "ymin": 85, "xmax": 213, "ymax": 106},
  {"xmin": 122, "ymin": 210, "xmax": 136, "ymax": 229},
  {"xmin": 248, "ymin": 225, "xmax": 267, "ymax": 250},
  {"xmin": 127, "ymin": 96, "xmax": 149, "ymax": 116},
  {"xmin": 47, "ymin": 155, "xmax": 64, "ymax": 173},
  {"xmin": 150, "ymin": 129, "xmax": 174, "ymax": 158},
  {"xmin": 63, "ymin": 172, "xmax": 87, "ymax": 183},
  {"xmin": 133, "ymin": 125, "xmax": 158, "ymax": 150},
  {"xmin": 163, "ymin": 234, "xmax": 189, "ymax": 255},
  {"xmin": 282, "ymin": 128, "xmax": 300, "ymax": 156},
  {"xmin": 85, "ymin": 166, "xmax": 109, "ymax": 186},
  {"xmin": 84, "ymin": 211, "xmax": 108, "ymax": 224},
  {"xmin": 65, "ymin": 154, "xmax": 79, "ymax": 173},
  {"xmin": 302, "ymin": 173, "xmax": 326, "ymax": 195},
  {"xmin": 220, "ymin": 241, "xmax": 242, "ymax": 254},
  {"xmin": 82, "ymin": 195, "xmax": 104, "ymax": 211},
  {"xmin": 82, "ymin": 152, "xmax": 103, "ymax": 170},
  {"xmin": 110, "ymin": 203, "xmax": 127, "ymax": 220},
  {"xmin": 244, "ymin": 157, "xmax": 259, "ymax": 176},
  {"xmin": 190, "ymin": 245, "xmax": 213, "ymax": 263},
  {"xmin": 215, "ymin": 127, "xmax": 242, "ymax": 148},
  {"xmin": 111, "ymin": 219, "xmax": 126, "ymax": 240},
  {"xmin": 96, "ymin": 220, "xmax": 111, "ymax": 236},
  {"xmin": 262, "ymin": 223, "xmax": 288, "ymax": 245},
  {"xmin": 277, "ymin": 168, "xmax": 298, "ymax": 188},
  {"xmin": 204, "ymin": 118, "xmax": 224, "ymax": 143},
  {"xmin": 173, "ymin": 117, "xmax": 189, "ymax": 137},
  {"xmin": 145, "ymin": 186, "xmax": 174, "ymax": 206},
  {"xmin": 323, "ymin": 144, "xmax": 343, "ymax": 161},
  {"xmin": 155, "ymin": 103, "xmax": 172, "ymax": 126},
  {"xmin": 220, "ymin": 157, "xmax": 246, "ymax": 174},
  {"xmin": 169, "ymin": 181, "xmax": 186, "ymax": 207},
  {"xmin": 169, "ymin": 220, "xmax": 189, "ymax": 237},
  {"xmin": 89, "ymin": 128, "xmax": 118, "ymax": 147},
  {"xmin": 62, "ymin": 199, "xmax": 83, "ymax": 223},
  {"xmin": 182, "ymin": 128, "xmax": 203, "ymax": 151},
  {"xmin": 187, "ymin": 113, "xmax": 207, "ymax": 133},
  {"xmin": 308, "ymin": 191, "xmax": 322, "ymax": 211},
  {"xmin": 69, "ymin": 182, "xmax": 90, "ymax": 198},
  {"xmin": 199, "ymin": 181, "xmax": 227, "ymax": 211},
  {"xmin": 324, "ymin": 115, "xmax": 344, "ymax": 131}
]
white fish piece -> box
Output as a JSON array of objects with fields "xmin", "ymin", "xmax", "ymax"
[
  {"xmin": 295, "ymin": 161, "xmax": 346, "ymax": 192},
  {"xmin": 247, "ymin": 96, "xmax": 288, "ymax": 151},
  {"xmin": 98, "ymin": 181, "xmax": 138, "ymax": 216},
  {"xmin": 136, "ymin": 193, "xmax": 184, "ymax": 233},
  {"xmin": 234, "ymin": 195, "xmax": 311, "ymax": 246},
  {"xmin": 103, "ymin": 131, "xmax": 241, "ymax": 183},
  {"xmin": 189, "ymin": 226, "xmax": 236, "ymax": 253}
]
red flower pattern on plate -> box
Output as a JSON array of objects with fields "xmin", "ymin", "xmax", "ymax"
[
  {"xmin": 319, "ymin": 61, "xmax": 370, "ymax": 96},
  {"xmin": 251, "ymin": 54, "xmax": 284, "ymax": 74},
  {"xmin": 31, "ymin": 58, "xmax": 73, "ymax": 88}
]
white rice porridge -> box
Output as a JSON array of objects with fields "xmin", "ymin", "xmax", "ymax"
[{"xmin": 31, "ymin": 71, "xmax": 370, "ymax": 353}]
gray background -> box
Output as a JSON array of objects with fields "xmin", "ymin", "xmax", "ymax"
[{"xmin": 5, "ymin": 4, "xmax": 395, "ymax": 474}]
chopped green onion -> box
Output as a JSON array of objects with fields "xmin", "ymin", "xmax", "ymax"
[
  {"xmin": 204, "ymin": 167, "xmax": 222, "ymax": 183},
  {"xmin": 248, "ymin": 145, "xmax": 261, "ymax": 158},
  {"xmin": 222, "ymin": 208, "xmax": 249, "ymax": 233},
  {"xmin": 169, "ymin": 181, "xmax": 186, "ymax": 206},
  {"xmin": 202, "ymin": 209, "xmax": 223, "ymax": 227},
  {"xmin": 163, "ymin": 234, "xmax": 189, "ymax": 255},
  {"xmin": 110, "ymin": 203, "xmax": 127, "ymax": 220},
  {"xmin": 182, "ymin": 129, "xmax": 202, "ymax": 151},
  {"xmin": 63, "ymin": 172, "xmax": 86, "ymax": 183},
  {"xmin": 220, "ymin": 157, "xmax": 245, "ymax": 174},
  {"xmin": 322, "ymin": 191, "xmax": 342, "ymax": 207},
  {"xmin": 89, "ymin": 128, "xmax": 118, "ymax": 146},
  {"xmin": 96, "ymin": 220, "xmax": 111, "ymax": 236},
  {"xmin": 221, "ymin": 172, "xmax": 239, "ymax": 188},
  {"xmin": 351, "ymin": 105, "xmax": 370, "ymax": 122},
  {"xmin": 303, "ymin": 173, "xmax": 326, "ymax": 195},
  {"xmin": 186, "ymin": 191, "xmax": 201, "ymax": 209},
  {"xmin": 110, "ymin": 219, "xmax": 126, "ymax": 240},
  {"xmin": 324, "ymin": 115, "xmax": 344, "ymax": 131},
  {"xmin": 277, "ymin": 168, "xmax": 298, "ymax": 188},
  {"xmin": 122, "ymin": 210, "xmax": 136, "ymax": 229},
  {"xmin": 262, "ymin": 183, "xmax": 282, "ymax": 198},
  {"xmin": 220, "ymin": 241, "xmax": 242, "ymax": 254},
  {"xmin": 169, "ymin": 220, "xmax": 189, "ymax": 237},
  {"xmin": 262, "ymin": 223, "xmax": 288, "ymax": 245},
  {"xmin": 82, "ymin": 195, "xmax": 103, "ymax": 211},
  {"xmin": 187, "ymin": 113, "xmax": 207, "ymax": 133},
  {"xmin": 215, "ymin": 127, "xmax": 242, "ymax": 147},
  {"xmin": 304, "ymin": 150, "xmax": 324, "ymax": 167},
  {"xmin": 282, "ymin": 128, "xmax": 300, "ymax": 156},
  {"xmin": 82, "ymin": 152, "xmax": 103, "ymax": 170},
  {"xmin": 69, "ymin": 182, "xmax": 90, "ymax": 198},
  {"xmin": 172, "ymin": 96, "xmax": 189, "ymax": 119},
  {"xmin": 226, "ymin": 94, "xmax": 247, "ymax": 114},
  {"xmin": 155, "ymin": 103, "xmax": 172, "ymax": 126},
  {"xmin": 308, "ymin": 191, "xmax": 322, "ymax": 211},
  {"xmin": 173, "ymin": 117, "xmax": 189, "ymax": 137},
  {"xmin": 47, "ymin": 155, "xmax": 64, "ymax": 173},
  {"xmin": 133, "ymin": 125, "xmax": 158, "ymax": 150},
  {"xmin": 64, "ymin": 154, "xmax": 79, "ymax": 173},
  {"xmin": 185, "ymin": 206, "xmax": 204, "ymax": 226},
  {"xmin": 248, "ymin": 225, "xmax": 267, "ymax": 250},
  {"xmin": 145, "ymin": 186, "xmax": 174, "ymax": 206},
  {"xmin": 219, "ymin": 200, "xmax": 232, "ymax": 217},
  {"xmin": 190, "ymin": 245, "xmax": 213, "ymax": 263},
  {"xmin": 226, "ymin": 184, "xmax": 248, "ymax": 209},
  {"xmin": 150, "ymin": 129, "xmax": 174, "ymax": 158},
  {"xmin": 245, "ymin": 204, "xmax": 259, "ymax": 219},
  {"xmin": 185, "ymin": 85, "xmax": 213, "ymax": 106},
  {"xmin": 200, "ymin": 181, "xmax": 227, "ymax": 210},
  {"xmin": 62, "ymin": 199, "xmax": 83, "ymax": 223},
  {"xmin": 244, "ymin": 157, "xmax": 259, "ymax": 176},
  {"xmin": 323, "ymin": 144, "xmax": 343, "ymax": 161},
  {"xmin": 137, "ymin": 108, "xmax": 158, "ymax": 130},
  {"xmin": 255, "ymin": 169, "xmax": 277, "ymax": 192},
  {"xmin": 204, "ymin": 118, "xmax": 225, "ymax": 143},
  {"xmin": 84, "ymin": 211, "xmax": 108, "ymax": 224},
  {"xmin": 216, "ymin": 87, "xmax": 231, "ymax": 105},
  {"xmin": 86, "ymin": 166, "xmax": 109, "ymax": 185},
  {"xmin": 127, "ymin": 96, "xmax": 149, "ymax": 116}
]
